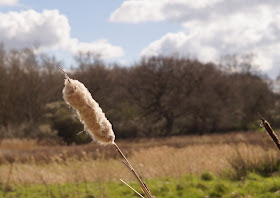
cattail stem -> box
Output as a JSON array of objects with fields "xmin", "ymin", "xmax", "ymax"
[
  {"xmin": 52, "ymin": 63, "xmax": 153, "ymax": 196},
  {"xmin": 259, "ymin": 113, "xmax": 280, "ymax": 150},
  {"xmin": 49, "ymin": 62, "xmax": 69, "ymax": 79},
  {"xmin": 113, "ymin": 143, "xmax": 153, "ymax": 198},
  {"xmin": 120, "ymin": 179, "xmax": 145, "ymax": 198}
]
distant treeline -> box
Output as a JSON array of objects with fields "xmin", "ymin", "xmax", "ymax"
[{"xmin": 0, "ymin": 45, "xmax": 279, "ymax": 142}]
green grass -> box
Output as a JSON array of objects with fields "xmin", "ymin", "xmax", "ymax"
[{"xmin": 1, "ymin": 172, "xmax": 280, "ymax": 198}]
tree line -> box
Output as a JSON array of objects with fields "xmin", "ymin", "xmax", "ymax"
[{"xmin": 0, "ymin": 45, "xmax": 279, "ymax": 142}]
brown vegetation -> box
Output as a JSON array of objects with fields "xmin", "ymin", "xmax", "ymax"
[
  {"xmin": 0, "ymin": 45, "xmax": 279, "ymax": 141},
  {"xmin": 0, "ymin": 132, "xmax": 279, "ymax": 184},
  {"xmin": 0, "ymin": 131, "xmax": 273, "ymax": 164}
]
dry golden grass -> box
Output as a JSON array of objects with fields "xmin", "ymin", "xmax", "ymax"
[
  {"xmin": 0, "ymin": 131, "xmax": 279, "ymax": 185},
  {"xmin": 0, "ymin": 131, "xmax": 274, "ymax": 163},
  {"xmin": 0, "ymin": 139, "xmax": 38, "ymax": 150}
]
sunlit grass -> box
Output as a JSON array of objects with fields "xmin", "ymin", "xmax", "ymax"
[
  {"xmin": 1, "ymin": 132, "xmax": 280, "ymax": 197},
  {"xmin": 1, "ymin": 173, "xmax": 280, "ymax": 198}
]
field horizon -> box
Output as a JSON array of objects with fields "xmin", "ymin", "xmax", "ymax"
[{"xmin": 1, "ymin": 131, "xmax": 280, "ymax": 197}]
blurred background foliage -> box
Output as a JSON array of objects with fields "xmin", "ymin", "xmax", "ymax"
[{"xmin": 0, "ymin": 44, "xmax": 279, "ymax": 144}]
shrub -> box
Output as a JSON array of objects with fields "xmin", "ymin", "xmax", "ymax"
[
  {"xmin": 201, "ymin": 172, "xmax": 215, "ymax": 181},
  {"xmin": 45, "ymin": 102, "xmax": 91, "ymax": 144},
  {"xmin": 209, "ymin": 183, "xmax": 228, "ymax": 198},
  {"xmin": 227, "ymin": 146, "xmax": 280, "ymax": 180}
]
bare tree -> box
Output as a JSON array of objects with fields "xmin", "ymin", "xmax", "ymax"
[{"xmin": 126, "ymin": 56, "xmax": 201, "ymax": 136}]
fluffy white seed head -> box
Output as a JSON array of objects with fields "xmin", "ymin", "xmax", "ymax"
[{"xmin": 62, "ymin": 77, "xmax": 115, "ymax": 145}]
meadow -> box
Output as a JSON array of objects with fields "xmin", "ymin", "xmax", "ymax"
[{"xmin": 1, "ymin": 131, "xmax": 280, "ymax": 197}]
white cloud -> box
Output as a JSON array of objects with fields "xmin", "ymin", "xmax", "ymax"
[
  {"xmin": 0, "ymin": 0, "xmax": 18, "ymax": 6},
  {"xmin": 0, "ymin": 9, "xmax": 124, "ymax": 59},
  {"xmin": 67, "ymin": 39, "xmax": 124, "ymax": 58},
  {"xmin": 110, "ymin": 0, "xmax": 165, "ymax": 23},
  {"xmin": 141, "ymin": 32, "xmax": 218, "ymax": 63},
  {"xmin": 0, "ymin": 10, "xmax": 70, "ymax": 49},
  {"xmin": 110, "ymin": 0, "xmax": 223, "ymax": 23},
  {"xmin": 112, "ymin": 0, "xmax": 280, "ymax": 73}
]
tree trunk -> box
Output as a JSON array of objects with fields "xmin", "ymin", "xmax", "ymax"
[{"xmin": 164, "ymin": 115, "xmax": 174, "ymax": 136}]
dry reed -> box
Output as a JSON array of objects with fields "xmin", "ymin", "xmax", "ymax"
[
  {"xmin": 0, "ymin": 131, "xmax": 276, "ymax": 165},
  {"xmin": 63, "ymin": 78, "xmax": 115, "ymax": 145},
  {"xmin": 1, "ymin": 143, "xmax": 277, "ymax": 184},
  {"xmin": 259, "ymin": 113, "xmax": 280, "ymax": 150},
  {"xmin": 55, "ymin": 63, "xmax": 153, "ymax": 198}
]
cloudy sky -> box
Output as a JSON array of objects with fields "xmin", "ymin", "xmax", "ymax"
[{"xmin": 0, "ymin": 0, "xmax": 280, "ymax": 78}]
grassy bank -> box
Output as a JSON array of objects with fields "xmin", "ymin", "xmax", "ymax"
[
  {"xmin": 1, "ymin": 173, "xmax": 280, "ymax": 198},
  {"xmin": 1, "ymin": 132, "xmax": 280, "ymax": 197}
]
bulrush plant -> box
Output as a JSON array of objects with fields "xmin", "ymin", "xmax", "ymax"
[
  {"xmin": 54, "ymin": 64, "xmax": 153, "ymax": 198},
  {"xmin": 259, "ymin": 113, "xmax": 280, "ymax": 151}
]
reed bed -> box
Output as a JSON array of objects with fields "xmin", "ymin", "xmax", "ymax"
[
  {"xmin": 0, "ymin": 141, "xmax": 278, "ymax": 185},
  {"xmin": 0, "ymin": 131, "xmax": 277, "ymax": 164}
]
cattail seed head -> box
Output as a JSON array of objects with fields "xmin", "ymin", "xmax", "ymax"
[{"xmin": 63, "ymin": 77, "xmax": 115, "ymax": 145}]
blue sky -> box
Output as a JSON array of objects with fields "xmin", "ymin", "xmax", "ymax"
[
  {"xmin": 0, "ymin": 0, "xmax": 280, "ymax": 78},
  {"xmin": 0, "ymin": 0, "xmax": 181, "ymax": 66},
  {"xmin": 23, "ymin": 0, "xmax": 180, "ymax": 61}
]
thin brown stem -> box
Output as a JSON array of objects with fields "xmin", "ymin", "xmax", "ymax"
[
  {"xmin": 49, "ymin": 62, "xmax": 70, "ymax": 82},
  {"xmin": 113, "ymin": 142, "xmax": 153, "ymax": 198},
  {"xmin": 120, "ymin": 179, "xmax": 145, "ymax": 198},
  {"xmin": 259, "ymin": 113, "xmax": 280, "ymax": 150}
]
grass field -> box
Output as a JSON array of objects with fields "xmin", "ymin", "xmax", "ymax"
[
  {"xmin": 2, "ymin": 173, "xmax": 280, "ymax": 198},
  {"xmin": 1, "ymin": 131, "xmax": 280, "ymax": 197}
]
